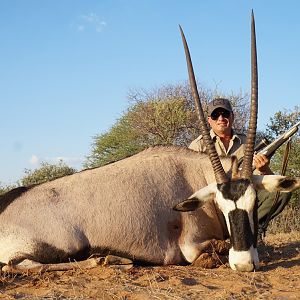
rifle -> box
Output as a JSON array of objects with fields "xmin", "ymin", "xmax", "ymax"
[{"xmin": 238, "ymin": 120, "xmax": 300, "ymax": 169}]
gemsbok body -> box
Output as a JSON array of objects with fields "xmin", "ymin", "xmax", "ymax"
[
  {"xmin": 1, "ymin": 146, "xmax": 299, "ymax": 273},
  {"xmin": 1, "ymin": 12, "xmax": 299, "ymax": 273}
]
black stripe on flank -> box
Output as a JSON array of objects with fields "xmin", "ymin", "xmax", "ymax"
[
  {"xmin": 0, "ymin": 186, "xmax": 33, "ymax": 214},
  {"xmin": 229, "ymin": 209, "xmax": 254, "ymax": 251},
  {"xmin": 33, "ymin": 242, "xmax": 91, "ymax": 264},
  {"xmin": 217, "ymin": 179, "xmax": 251, "ymax": 202},
  {"xmin": 7, "ymin": 243, "xmax": 91, "ymax": 266},
  {"xmin": 9, "ymin": 243, "xmax": 161, "ymax": 266}
]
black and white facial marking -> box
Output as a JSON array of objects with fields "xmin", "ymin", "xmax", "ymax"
[
  {"xmin": 216, "ymin": 179, "xmax": 259, "ymax": 271},
  {"xmin": 228, "ymin": 209, "xmax": 254, "ymax": 250}
]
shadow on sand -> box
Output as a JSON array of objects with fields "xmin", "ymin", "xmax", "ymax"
[{"xmin": 259, "ymin": 240, "xmax": 300, "ymax": 271}]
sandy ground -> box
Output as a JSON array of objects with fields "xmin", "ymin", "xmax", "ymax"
[{"xmin": 0, "ymin": 232, "xmax": 300, "ymax": 300}]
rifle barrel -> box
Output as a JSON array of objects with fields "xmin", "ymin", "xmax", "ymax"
[
  {"xmin": 260, "ymin": 121, "xmax": 299, "ymax": 156},
  {"xmin": 238, "ymin": 120, "xmax": 300, "ymax": 170}
]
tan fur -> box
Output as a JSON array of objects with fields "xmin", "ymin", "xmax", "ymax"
[{"xmin": 0, "ymin": 146, "xmax": 232, "ymax": 266}]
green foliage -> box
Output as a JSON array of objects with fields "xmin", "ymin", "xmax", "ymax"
[
  {"xmin": 21, "ymin": 161, "xmax": 76, "ymax": 186},
  {"xmin": 0, "ymin": 183, "xmax": 17, "ymax": 196},
  {"xmin": 85, "ymin": 97, "xmax": 195, "ymax": 168},
  {"xmin": 85, "ymin": 82, "xmax": 250, "ymax": 168},
  {"xmin": 85, "ymin": 116, "xmax": 146, "ymax": 168},
  {"xmin": 266, "ymin": 106, "xmax": 300, "ymax": 138},
  {"xmin": 126, "ymin": 97, "xmax": 197, "ymax": 145},
  {"xmin": 265, "ymin": 106, "xmax": 300, "ymax": 206},
  {"xmin": 85, "ymin": 83, "xmax": 199, "ymax": 168}
]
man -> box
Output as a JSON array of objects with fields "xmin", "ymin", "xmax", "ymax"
[{"xmin": 189, "ymin": 98, "xmax": 291, "ymax": 234}]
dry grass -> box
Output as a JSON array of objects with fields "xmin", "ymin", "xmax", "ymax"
[
  {"xmin": 1, "ymin": 232, "xmax": 300, "ymax": 299},
  {"xmin": 267, "ymin": 205, "xmax": 300, "ymax": 234}
]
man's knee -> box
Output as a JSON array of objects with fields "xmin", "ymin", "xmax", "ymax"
[{"xmin": 257, "ymin": 190, "xmax": 292, "ymax": 223}]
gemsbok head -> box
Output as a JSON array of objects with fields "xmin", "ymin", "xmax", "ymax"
[{"xmin": 174, "ymin": 11, "xmax": 297, "ymax": 272}]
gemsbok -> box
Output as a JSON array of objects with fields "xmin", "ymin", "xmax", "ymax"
[{"xmin": 0, "ymin": 12, "xmax": 299, "ymax": 273}]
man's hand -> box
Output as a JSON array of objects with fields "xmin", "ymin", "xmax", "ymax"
[{"xmin": 253, "ymin": 153, "xmax": 273, "ymax": 175}]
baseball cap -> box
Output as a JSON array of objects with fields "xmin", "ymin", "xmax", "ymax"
[{"xmin": 207, "ymin": 98, "xmax": 233, "ymax": 116}]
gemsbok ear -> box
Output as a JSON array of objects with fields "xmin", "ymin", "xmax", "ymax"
[
  {"xmin": 252, "ymin": 175, "xmax": 300, "ymax": 193},
  {"xmin": 173, "ymin": 198, "xmax": 202, "ymax": 212},
  {"xmin": 173, "ymin": 183, "xmax": 217, "ymax": 212}
]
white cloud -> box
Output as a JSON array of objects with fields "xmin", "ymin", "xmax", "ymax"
[
  {"xmin": 77, "ymin": 25, "xmax": 85, "ymax": 32},
  {"xmin": 29, "ymin": 155, "xmax": 39, "ymax": 165},
  {"xmin": 77, "ymin": 13, "xmax": 107, "ymax": 33}
]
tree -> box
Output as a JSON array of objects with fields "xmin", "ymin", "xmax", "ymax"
[
  {"xmin": 21, "ymin": 161, "xmax": 76, "ymax": 186},
  {"xmin": 264, "ymin": 106, "xmax": 300, "ymax": 205},
  {"xmin": 265, "ymin": 106, "xmax": 300, "ymax": 138},
  {"xmin": 0, "ymin": 183, "xmax": 17, "ymax": 196},
  {"xmin": 265, "ymin": 106, "xmax": 300, "ymax": 174},
  {"xmin": 85, "ymin": 116, "xmax": 146, "ymax": 168},
  {"xmin": 85, "ymin": 82, "xmax": 250, "ymax": 168}
]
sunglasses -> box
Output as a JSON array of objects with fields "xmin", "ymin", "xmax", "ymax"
[{"xmin": 210, "ymin": 110, "xmax": 231, "ymax": 120}]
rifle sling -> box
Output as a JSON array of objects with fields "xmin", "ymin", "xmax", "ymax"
[{"xmin": 260, "ymin": 139, "xmax": 291, "ymax": 235}]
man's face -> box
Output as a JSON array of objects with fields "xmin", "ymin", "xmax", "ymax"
[{"xmin": 208, "ymin": 108, "xmax": 234, "ymax": 136}]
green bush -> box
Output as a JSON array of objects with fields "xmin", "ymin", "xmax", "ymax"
[{"xmin": 21, "ymin": 161, "xmax": 76, "ymax": 186}]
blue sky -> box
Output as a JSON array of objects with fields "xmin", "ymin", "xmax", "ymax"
[{"xmin": 0, "ymin": 1, "xmax": 299, "ymax": 185}]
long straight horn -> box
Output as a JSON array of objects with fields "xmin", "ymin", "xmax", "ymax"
[
  {"xmin": 241, "ymin": 11, "xmax": 258, "ymax": 178},
  {"xmin": 179, "ymin": 25, "xmax": 228, "ymax": 184}
]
